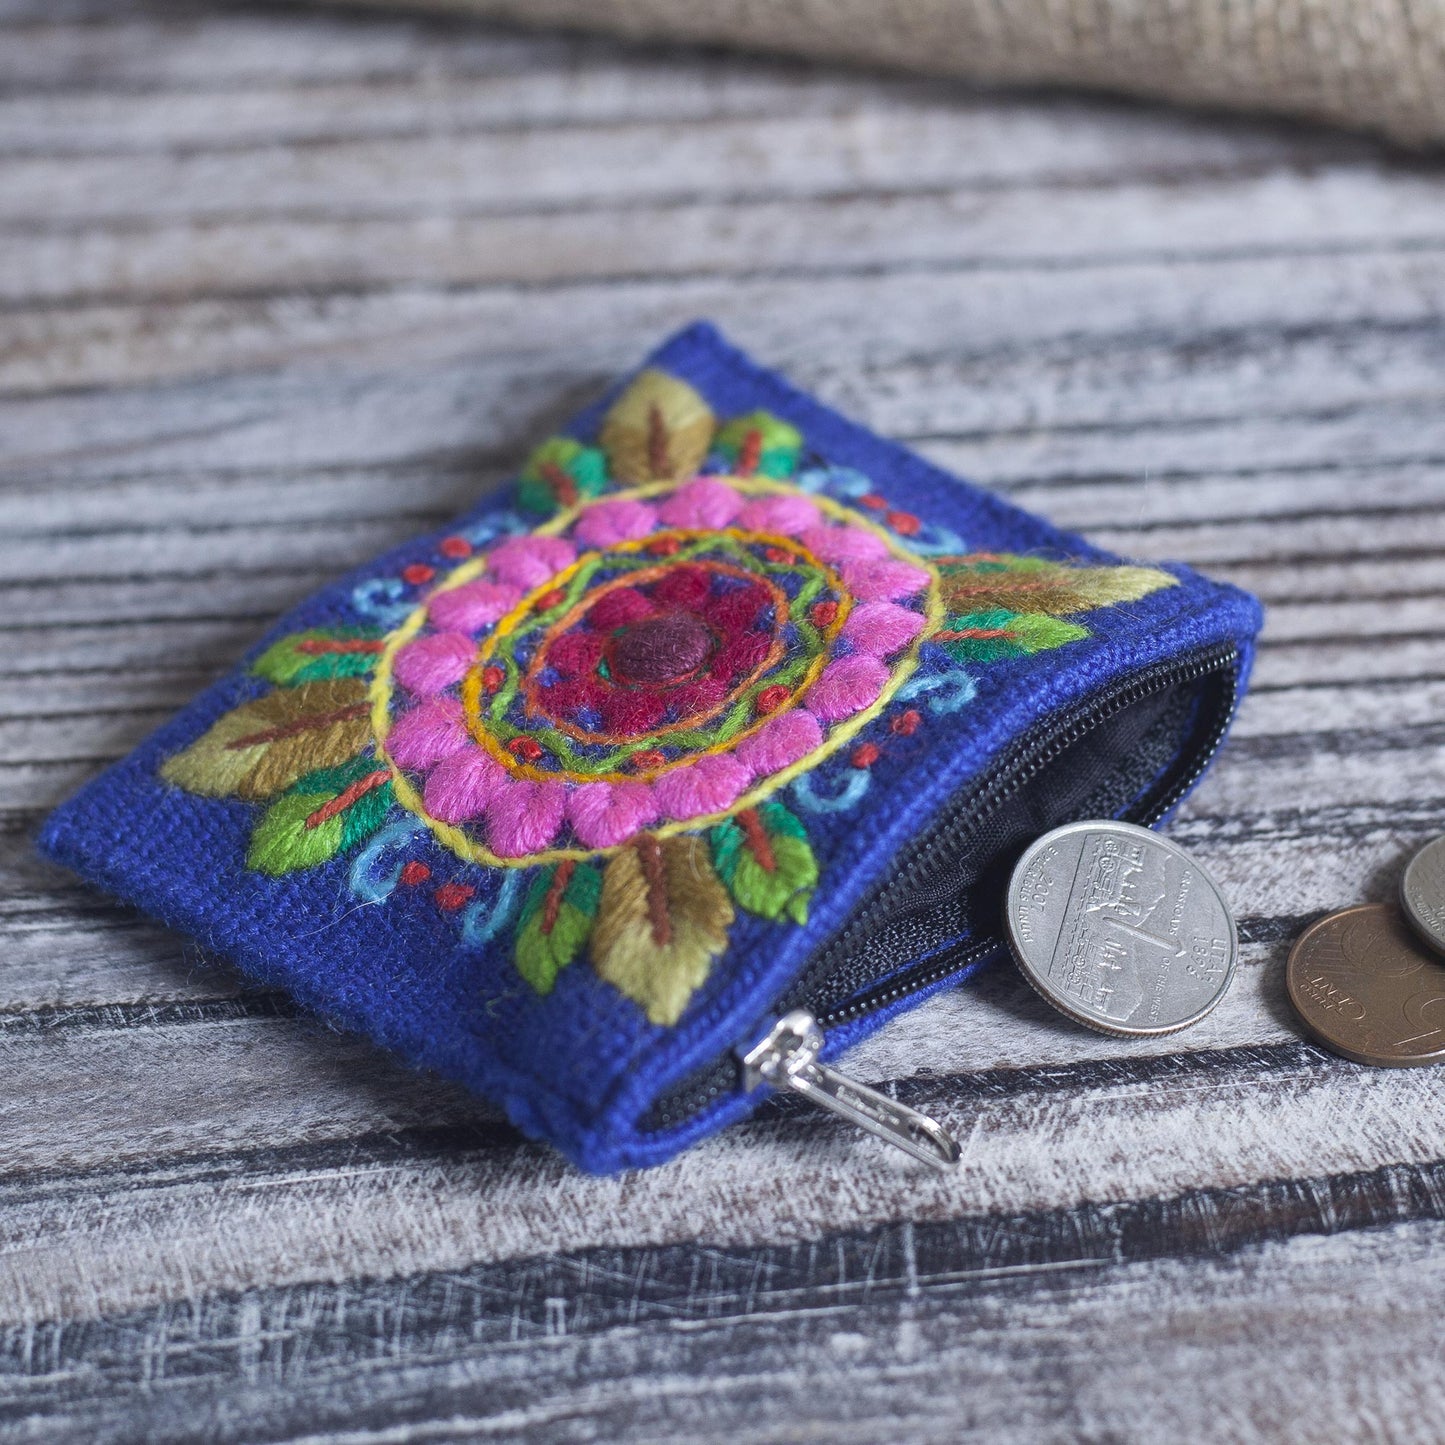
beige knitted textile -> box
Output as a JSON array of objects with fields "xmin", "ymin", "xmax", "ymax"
[{"xmin": 344, "ymin": 0, "xmax": 1445, "ymax": 145}]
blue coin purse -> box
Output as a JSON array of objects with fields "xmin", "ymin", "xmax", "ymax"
[{"xmin": 40, "ymin": 323, "xmax": 1263, "ymax": 1173}]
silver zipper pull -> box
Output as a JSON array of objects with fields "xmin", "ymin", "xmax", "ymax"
[{"xmin": 740, "ymin": 1010, "xmax": 961, "ymax": 1170}]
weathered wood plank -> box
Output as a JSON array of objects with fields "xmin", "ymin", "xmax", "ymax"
[
  {"xmin": 14, "ymin": 1208, "xmax": 1445, "ymax": 1445},
  {"xmin": 6, "ymin": 166, "xmax": 1441, "ymax": 306},
  {"xmin": 8, "ymin": 455, "xmax": 1442, "ymax": 555},
  {"xmin": 9, "ymin": 249, "xmax": 1445, "ymax": 398},
  {"xmin": 2, "ymin": 5, "xmax": 1444, "ymax": 1439},
  {"xmin": 9, "ymin": 1012, "xmax": 1445, "ymax": 1337},
  {"xmin": 0, "ymin": 513, "xmax": 432, "ymax": 583},
  {"xmin": 0, "ymin": 1011, "xmax": 490, "ymax": 1184},
  {"xmin": 1009, "ymin": 468, "xmax": 1445, "ymax": 536},
  {"xmin": 0, "ymin": 920, "xmax": 245, "ymax": 1011},
  {"xmin": 2, "ymin": 468, "xmax": 1440, "ymax": 587},
  {"xmin": 8, "ymin": 320, "xmax": 1445, "ymax": 487},
  {"xmin": 2, "ymin": 716, "xmax": 1428, "ymax": 950},
  {"xmin": 4, "ymin": 1174, "xmax": 1444, "ymax": 1444},
  {"xmin": 1084, "ymin": 506, "xmax": 1445, "ymax": 566},
  {"xmin": 0, "ymin": 99, "xmax": 1369, "ymax": 227},
  {"xmin": 31, "ymin": 722, "xmax": 1433, "ymax": 826},
  {"xmin": 1232, "ymin": 678, "xmax": 1445, "ymax": 736},
  {"xmin": 927, "ymin": 406, "xmax": 1445, "ymax": 490},
  {"xmin": 0, "ymin": 11, "xmax": 573, "ymax": 89},
  {"xmin": 0, "ymin": 63, "xmax": 950, "ymax": 157},
  {"xmin": 0, "ymin": 620, "xmax": 273, "ymax": 686},
  {"xmin": 1222, "ymin": 551, "xmax": 1445, "ymax": 603}
]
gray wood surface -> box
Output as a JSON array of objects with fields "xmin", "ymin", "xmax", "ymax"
[{"xmin": 3, "ymin": 1, "xmax": 1445, "ymax": 1439}]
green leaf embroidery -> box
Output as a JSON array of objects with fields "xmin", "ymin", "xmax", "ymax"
[
  {"xmin": 247, "ymin": 754, "xmax": 394, "ymax": 876},
  {"xmin": 591, "ymin": 836, "xmax": 733, "ymax": 1026},
  {"xmin": 251, "ymin": 628, "xmax": 386, "ymax": 686},
  {"xmin": 935, "ymin": 554, "xmax": 1176, "ymax": 619},
  {"xmin": 711, "ymin": 801, "xmax": 818, "ymax": 925},
  {"xmin": 160, "ymin": 677, "xmax": 372, "ymax": 801},
  {"xmin": 516, "ymin": 437, "xmax": 610, "ymax": 516},
  {"xmin": 599, "ymin": 370, "xmax": 716, "ymax": 486},
  {"xmin": 937, "ymin": 609, "xmax": 1090, "ymax": 663},
  {"xmin": 715, "ymin": 410, "xmax": 803, "ymax": 479},
  {"xmin": 514, "ymin": 860, "xmax": 603, "ymax": 994}
]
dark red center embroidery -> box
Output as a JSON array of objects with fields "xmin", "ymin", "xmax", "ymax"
[
  {"xmin": 523, "ymin": 559, "xmax": 782, "ymax": 742},
  {"xmin": 607, "ymin": 611, "xmax": 716, "ymax": 685}
]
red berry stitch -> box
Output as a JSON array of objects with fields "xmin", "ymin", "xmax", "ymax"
[
  {"xmin": 438, "ymin": 535, "xmax": 472, "ymax": 559},
  {"xmin": 433, "ymin": 882, "xmax": 475, "ymax": 911},
  {"xmin": 402, "ymin": 563, "xmax": 435, "ymax": 586},
  {"xmin": 399, "ymin": 860, "xmax": 431, "ymax": 887},
  {"xmin": 891, "ymin": 708, "xmax": 922, "ymax": 736},
  {"xmin": 755, "ymin": 684, "xmax": 791, "ymax": 715},
  {"xmin": 851, "ymin": 742, "xmax": 880, "ymax": 769},
  {"xmin": 508, "ymin": 736, "xmax": 544, "ymax": 763}
]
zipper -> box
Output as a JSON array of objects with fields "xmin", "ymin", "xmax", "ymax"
[
  {"xmin": 648, "ymin": 641, "xmax": 1241, "ymax": 1160},
  {"xmin": 739, "ymin": 1010, "xmax": 961, "ymax": 1169},
  {"xmin": 802, "ymin": 640, "xmax": 1239, "ymax": 1032}
]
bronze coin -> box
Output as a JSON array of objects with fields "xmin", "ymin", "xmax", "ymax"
[{"xmin": 1286, "ymin": 903, "xmax": 1445, "ymax": 1067}]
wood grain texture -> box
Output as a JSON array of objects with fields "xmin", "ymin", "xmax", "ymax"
[{"xmin": 2, "ymin": 3, "xmax": 1444, "ymax": 1440}]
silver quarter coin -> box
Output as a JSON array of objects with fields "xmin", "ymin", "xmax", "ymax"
[
  {"xmin": 1402, "ymin": 834, "xmax": 1445, "ymax": 959},
  {"xmin": 1005, "ymin": 820, "xmax": 1238, "ymax": 1037}
]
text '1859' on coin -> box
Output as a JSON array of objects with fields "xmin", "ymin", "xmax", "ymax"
[
  {"xmin": 1401, "ymin": 834, "xmax": 1445, "ymax": 960},
  {"xmin": 1005, "ymin": 820, "xmax": 1237, "ymax": 1038},
  {"xmin": 1287, "ymin": 903, "xmax": 1445, "ymax": 1067}
]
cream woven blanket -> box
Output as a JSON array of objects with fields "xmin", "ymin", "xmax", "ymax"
[{"xmin": 339, "ymin": 0, "xmax": 1445, "ymax": 145}]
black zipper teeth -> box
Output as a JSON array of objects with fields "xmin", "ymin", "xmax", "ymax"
[
  {"xmin": 642, "ymin": 640, "xmax": 1241, "ymax": 1130},
  {"xmin": 813, "ymin": 641, "xmax": 1239, "ymax": 1030}
]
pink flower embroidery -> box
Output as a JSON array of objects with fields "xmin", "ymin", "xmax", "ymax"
[{"xmin": 382, "ymin": 475, "xmax": 932, "ymax": 858}]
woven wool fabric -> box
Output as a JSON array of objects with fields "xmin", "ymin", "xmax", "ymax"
[
  {"xmin": 325, "ymin": 0, "xmax": 1445, "ymax": 146},
  {"xmin": 40, "ymin": 323, "xmax": 1263, "ymax": 1173}
]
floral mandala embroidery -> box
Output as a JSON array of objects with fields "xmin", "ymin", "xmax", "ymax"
[
  {"xmin": 377, "ymin": 477, "xmax": 933, "ymax": 867},
  {"xmin": 162, "ymin": 369, "xmax": 1177, "ymax": 1025}
]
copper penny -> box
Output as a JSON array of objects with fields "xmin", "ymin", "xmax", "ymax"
[{"xmin": 1286, "ymin": 903, "xmax": 1445, "ymax": 1067}]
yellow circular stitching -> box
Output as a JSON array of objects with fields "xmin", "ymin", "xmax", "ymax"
[{"xmin": 371, "ymin": 478, "xmax": 941, "ymax": 869}]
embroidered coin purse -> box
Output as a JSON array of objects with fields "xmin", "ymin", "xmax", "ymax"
[{"xmin": 40, "ymin": 323, "xmax": 1263, "ymax": 1173}]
